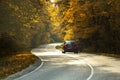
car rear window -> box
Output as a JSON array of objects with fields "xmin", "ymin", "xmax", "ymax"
[{"xmin": 65, "ymin": 41, "xmax": 77, "ymax": 44}]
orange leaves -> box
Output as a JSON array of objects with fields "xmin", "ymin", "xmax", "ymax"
[
  {"xmin": 80, "ymin": 13, "xmax": 86, "ymax": 18},
  {"xmin": 0, "ymin": 52, "xmax": 37, "ymax": 79},
  {"xmin": 16, "ymin": 52, "xmax": 31, "ymax": 57},
  {"xmin": 64, "ymin": 29, "xmax": 74, "ymax": 40}
]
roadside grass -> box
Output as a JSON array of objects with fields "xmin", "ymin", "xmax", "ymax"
[
  {"xmin": 56, "ymin": 45, "xmax": 120, "ymax": 58},
  {"xmin": 98, "ymin": 53, "xmax": 120, "ymax": 58},
  {"xmin": 56, "ymin": 44, "xmax": 63, "ymax": 51},
  {"xmin": 0, "ymin": 52, "xmax": 37, "ymax": 79}
]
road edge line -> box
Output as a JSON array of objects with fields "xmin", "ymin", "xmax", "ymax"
[
  {"xmin": 83, "ymin": 59, "xmax": 94, "ymax": 80},
  {"xmin": 14, "ymin": 51, "xmax": 44, "ymax": 80},
  {"xmin": 66, "ymin": 54, "xmax": 94, "ymax": 80}
]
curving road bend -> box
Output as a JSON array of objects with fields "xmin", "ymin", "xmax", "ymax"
[{"xmin": 14, "ymin": 43, "xmax": 120, "ymax": 80}]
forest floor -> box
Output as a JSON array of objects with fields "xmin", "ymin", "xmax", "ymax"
[{"xmin": 0, "ymin": 52, "xmax": 37, "ymax": 79}]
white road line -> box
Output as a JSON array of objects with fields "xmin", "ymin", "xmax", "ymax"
[
  {"xmin": 84, "ymin": 60, "xmax": 94, "ymax": 80},
  {"xmin": 14, "ymin": 49, "xmax": 94, "ymax": 80},
  {"xmin": 14, "ymin": 55, "xmax": 44, "ymax": 80},
  {"xmin": 66, "ymin": 54, "xmax": 94, "ymax": 80}
]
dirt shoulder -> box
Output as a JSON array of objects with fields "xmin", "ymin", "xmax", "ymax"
[{"xmin": 0, "ymin": 52, "xmax": 41, "ymax": 80}]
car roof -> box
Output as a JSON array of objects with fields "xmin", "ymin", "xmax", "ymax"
[
  {"xmin": 65, "ymin": 40, "xmax": 76, "ymax": 42},
  {"xmin": 64, "ymin": 41, "xmax": 77, "ymax": 44}
]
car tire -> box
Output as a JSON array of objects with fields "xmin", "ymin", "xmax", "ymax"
[
  {"xmin": 62, "ymin": 50, "xmax": 65, "ymax": 54},
  {"xmin": 74, "ymin": 51, "xmax": 78, "ymax": 54}
]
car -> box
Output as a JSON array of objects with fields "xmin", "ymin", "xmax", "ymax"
[{"xmin": 62, "ymin": 41, "xmax": 79, "ymax": 54}]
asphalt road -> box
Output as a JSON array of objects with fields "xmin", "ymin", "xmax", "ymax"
[{"xmin": 14, "ymin": 43, "xmax": 120, "ymax": 80}]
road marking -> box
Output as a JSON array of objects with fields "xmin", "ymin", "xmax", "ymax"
[
  {"xmin": 14, "ymin": 48, "xmax": 94, "ymax": 80},
  {"xmin": 66, "ymin": 54, "xmax": 94, "ymax": 80},
  {"xmin": 14, "ymin": 55, "xmax": 44, "ymax": 80},
  {"xmin": 84, "ymin": 59, "xmax": 94, "ymax": 80}
]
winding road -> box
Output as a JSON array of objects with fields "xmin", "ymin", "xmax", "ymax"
[{"xmin": 14, "ymin": 43, "xmax": 120, "ymax": 80}]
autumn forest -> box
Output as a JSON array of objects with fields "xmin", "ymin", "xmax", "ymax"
[{"xmin": 0, "ymin": 0, "xmax": 120, "ymax": 57}]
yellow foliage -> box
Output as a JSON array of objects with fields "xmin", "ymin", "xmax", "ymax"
[
  {"xmin": 8, "ymin": 3, "xmax": 19, "ymax": 11},
  {"xmin": 64, "ymin": 29, "xmax": 74, "ymax": 40},
  {"xmin": 80, "ymin": 13, "xmax": 86, "ymax": 18},
  {"xmin": 33, "ymin": 19, "xmax": 39, "ymax": 23}
]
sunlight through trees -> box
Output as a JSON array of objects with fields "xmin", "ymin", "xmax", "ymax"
[{"xmin": 0, "ymin": 0, "xmax": 120, "ymax": 56}]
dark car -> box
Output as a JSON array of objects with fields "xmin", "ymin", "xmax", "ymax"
[{"xmin": 62, "ymin": 41, "xmax": 79, "ymax": 54}]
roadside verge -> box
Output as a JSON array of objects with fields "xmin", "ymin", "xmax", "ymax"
[{"xmin": 4, "ymin": 52, "xmax": 42, "ymax": 80}]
